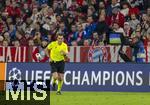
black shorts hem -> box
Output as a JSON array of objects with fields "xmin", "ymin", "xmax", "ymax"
[{"xmin": 50, "ymin": 61, "xmax": 65, "ymax": 74}]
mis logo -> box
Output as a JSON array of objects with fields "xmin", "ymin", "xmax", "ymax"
[{"xmin": 0, "ymin": 63, "xmax": 6, "ymax": 91}]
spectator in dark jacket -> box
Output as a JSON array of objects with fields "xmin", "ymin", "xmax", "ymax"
[
  {"xmin": 67, "ymin": 24, "xmax": 78, "ymax": 45},
  {"xmin": 96, "ymin": 14, "xmax": 109, "ymax": 35},
  {"xmin": 106, "ymin": 0, "xmax": 120, "ymax": 16}
]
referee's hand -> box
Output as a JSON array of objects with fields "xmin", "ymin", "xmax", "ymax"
[
  {"xmin": 60, "ymin": 50, "xmax": 66, "ymax": 56},
  {"xmin": 49, "ymin": 58, "xmax": 53, "ymax": 62}
]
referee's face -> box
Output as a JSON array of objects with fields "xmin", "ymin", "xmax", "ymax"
[{"xmin": 57, "ymin": 35, "xmax": 64, "ymax": 45}]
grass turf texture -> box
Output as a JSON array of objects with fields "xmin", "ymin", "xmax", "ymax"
[{"xmin": 50, "ymin": 92, "xmax": 150, "ymax": 105}]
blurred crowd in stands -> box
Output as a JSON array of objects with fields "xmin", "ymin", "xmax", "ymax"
[{"xmin": 0, "ymin": 0, "xmax": 150, "ymax": 47}]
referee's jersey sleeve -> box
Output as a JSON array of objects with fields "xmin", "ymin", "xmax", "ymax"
[
  {"xmin": 47, "ymin": 42, "xmax": 54, "ymax": 50},
  {"xmin": 64, "ymin": 43, "xmax": 68, "ymax": 53}
]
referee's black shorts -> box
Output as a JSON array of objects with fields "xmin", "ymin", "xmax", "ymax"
[{"xmin": 50, "ymin": 60, "xmax": 65, "ymax": 74}]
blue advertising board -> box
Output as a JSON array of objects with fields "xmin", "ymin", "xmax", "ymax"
[{"xmin": 6, "ymin": 63, "xmax": 150, "ymax": 92}]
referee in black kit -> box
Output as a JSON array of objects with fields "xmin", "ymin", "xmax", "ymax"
[{"xmin": 45, "ymin": 34, "xmax": 68, "ymax": 95}]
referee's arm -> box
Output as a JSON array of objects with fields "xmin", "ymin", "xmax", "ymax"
[
  {"xmin": 60, "ymin": 44, "xmax": 69, "ymax": 59},
  {"xmin": 45, "ymin": 42, "xmax": 53, "ymax": 60},
  {"xmin": 60, "ymin": 50, "xmax": 68, "ymax": 58}
]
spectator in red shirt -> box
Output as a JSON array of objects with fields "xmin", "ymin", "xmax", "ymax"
[
  {"xmin": 107, "ymin": 7, "xmax": 125, "ymax": 27},
  {"xmin": 24, "ymin": 32, "xmax": 32, "ymax": 45},
  {"xmin": 76, "ymin": 0, "xmax": 83, "ymax": 6},
  {"xmin": 91, "ymin": 32, "xmax": 101, "ymax": 46},
  {"xmin": 123, "ymin": 22, "xmax": 133, "ymax": 37},
  {"xmin": 128, "ymin": 3, "xmax": 140, "ymax": 16},
  {"xmin": 4, "ymin": 0, "xmax": 13, "ymax": 16},
  {"xmin": 13, "ymin": 2, "xmax": 21, "ymax": 17},
  {"xmin": 16, "ymin": 31, "xmax": 28, "ymax": 46},
  {"xmin": 5, "ymin": 1, "xmax": 21, "ymax": 18}
]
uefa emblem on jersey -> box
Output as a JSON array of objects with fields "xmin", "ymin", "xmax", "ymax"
[{"xmin": 88, "ymin": 46, "xmax": 108, "ymax": 62}]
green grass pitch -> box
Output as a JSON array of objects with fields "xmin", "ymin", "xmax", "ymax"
[{"xmin": 50, "ymin": 91, "xmax": 150, "ymax": 105}]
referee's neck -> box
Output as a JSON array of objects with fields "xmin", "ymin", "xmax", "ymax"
[{"xmin": 57, "ymin": 41, "xmax": 63, "ymax": 45}]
